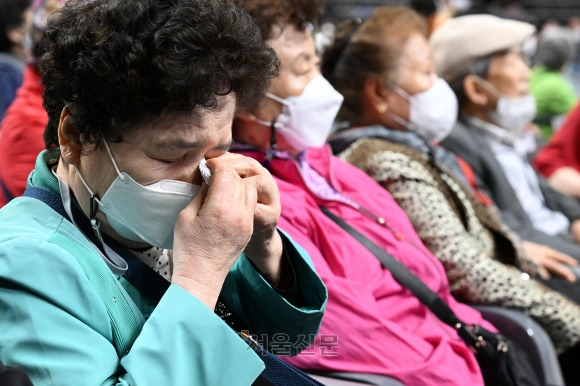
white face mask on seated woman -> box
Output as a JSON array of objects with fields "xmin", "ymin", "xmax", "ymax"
[
  {"xmin": 386, "ymin": 78, "xmax": 458, "ymax": 144},
  {"xmin": 255, "ymin": 75, "xmax": 344, "ymax": 152},
  {"xmin": 74, "ymin": 140, "xmax": 213, "ymax": 249}
]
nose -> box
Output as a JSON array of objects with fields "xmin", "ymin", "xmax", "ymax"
[{"xmin": 519, "ymin": 56, "xmax": 531, "ymax": 80}]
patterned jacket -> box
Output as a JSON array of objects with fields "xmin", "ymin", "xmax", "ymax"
[{"xmin": 330, "ymin": 125, "xmax": 580, "ymax": 353}]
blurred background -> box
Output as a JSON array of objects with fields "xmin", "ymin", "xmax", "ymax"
[
  {"xmin": 323, "ymin": 0, "xmax": 578, "ymax": 25},
  {"xmin": 318, "ymin": 0, "xmax": 580, "ymax": 98}
]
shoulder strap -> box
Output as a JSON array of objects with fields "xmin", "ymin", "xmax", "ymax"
[{"xmin": 320, "ymin": 206, "xmax": 483, "ymax": 349}]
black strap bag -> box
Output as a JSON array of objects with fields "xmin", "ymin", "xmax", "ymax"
[{"xmin": 321, "ymin": 207, "xmax": 541, "ymax": 386}]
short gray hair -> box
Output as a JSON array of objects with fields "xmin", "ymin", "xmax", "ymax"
[{"xmin": 534, "ymin": 27, "xmax": 576, "ymax": 70}]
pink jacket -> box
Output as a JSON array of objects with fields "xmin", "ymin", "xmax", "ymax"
[{"xmin": 238, "ymin": 145, "xmax": 493, "ymax": 385}]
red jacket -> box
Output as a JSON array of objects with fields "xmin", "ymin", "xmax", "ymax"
[
  {"xmin": 237, "ymin": 145, "xmax": 493, "ymax": 385},
  {"xmin": 0, "ymin": 65, "xmax": 47, "ymax": 207},
  {"xmin": 534, "ymin": 102, "xmax": 580, "ymax": 178}
]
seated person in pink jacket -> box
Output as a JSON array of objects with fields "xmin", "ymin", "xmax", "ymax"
[
  {"xmin": 534, "ymin": 102, "xmax": 580, "ymax": 199},
  {"xmin": 231, "ymin": 0, "xmax": 503, "ymax": 384}
]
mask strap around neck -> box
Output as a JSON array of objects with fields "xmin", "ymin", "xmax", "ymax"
[
  {"xmin": 61, "ymin": 166, "xmax": 128, "ymax": 275},
  {"xmin": 73, "ymin": 164, "xmax": 102, "ymax": 206},
  {"xmin": 72, "ymin": 164, "xmax": 106, "ymax": 237},
  {"xmin": 252, "ymin": 118, "xmax": 279, "ymax": 163},
  {"xmin": 269, "ymin": 120, "xmax": 278, "ymax": 151}
]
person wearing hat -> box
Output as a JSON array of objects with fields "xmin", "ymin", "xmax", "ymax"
[
  {"xmin": 432, "ymin": 15, "xmax": 580, "ymax": 275},
  {"xmin": 323, "ymin": 4, "xmax": 580, "ymax": 359}
]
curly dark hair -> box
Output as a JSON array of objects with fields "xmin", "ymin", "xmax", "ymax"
[
  {"xmin": 40, "ymin": 0, "xmax": 280, "ymax": 148},
  {"xmin": 0, "ymin": 0, "xmax": 31, "ymax": 52},
  {"xmin": 232, "ymin": 0, "xmax": 322, "ymax": 40}
]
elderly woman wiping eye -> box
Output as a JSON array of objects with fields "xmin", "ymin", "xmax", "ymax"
[{"xmin": 0, "ymin": 0, "xmax": 327, "ymax": 384}]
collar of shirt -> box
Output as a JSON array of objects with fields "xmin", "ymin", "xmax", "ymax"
[
  {"xmin": 464, "ymin": 116, "xmax": 522, "ymax": 147},
  {"xmin": 295, "ymin": 151, "xmax": 359, "ymax": 208}
]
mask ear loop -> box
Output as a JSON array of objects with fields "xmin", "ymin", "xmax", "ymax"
[
  {"xmin": 73, "ymin": 163, "xmax": 103, "ymax": 232},
  {"xmin": 69, "ymin": 138, "xmax": 130, "ymax": 274},
  {"xmin": 102, "ymin": 139, "xmax": 126, "ymax": 181},
  {"xmin": 473, "ymin": 75, "xmax": 505, "ymax": 98},
  {"xmin": 383, "ymin": 80, "xmax": 415, "ymax": 131},
  {"xmin": 265, "ymin": 92, "xmax": 287, "ymax": 105},
  {"xmin": 66, "ymin": 164, "xmax": 128, "ymax": 275},
  {"xmin": 386, "ymin": 80, "xmax": 412, "ymax": 101}
]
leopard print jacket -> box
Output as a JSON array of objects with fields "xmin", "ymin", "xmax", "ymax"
[{"xmin": 339, "ymin": 137, "xmax": 580, "ymax": 353}]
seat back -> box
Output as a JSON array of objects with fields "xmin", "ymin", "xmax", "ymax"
[
  {"xmin": 304, "ymin": 371, "xmax": 404, "ymax": 386},
  {"xmin": 474, "ymin": 305, "xmax": 565, "ymax": 386}
]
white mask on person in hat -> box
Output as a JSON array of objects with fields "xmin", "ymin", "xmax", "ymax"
[{"xmin": 476, "ymin": 77, "xmax": 536, "ymax": 138}]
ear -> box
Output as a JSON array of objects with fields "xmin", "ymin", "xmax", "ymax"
[
  {"xmin": 463, "ymin": 75, "xmax": 490, "ymax": 107},
  {"xmin": 363, "ymin": 77, "xmax": 390, "ymax": 115},
  {"xmin": 58, "ymin": 108, "xmax": 83, "ymax": 166}
]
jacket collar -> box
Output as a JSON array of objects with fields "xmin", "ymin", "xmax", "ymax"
[
  {"xmin": 28, "ymin": 149, "xmax": 62, "ymax": 195},
  {"xmin": 231, "ymin": 143, "xmax": 341, "ymax": 193},
  {"xmin": 329, "ymin": 125, "xmax": 430, "ymax": 155},
  {"xmin": 329, "ymin": 125, "xmax": 468, "ymax": 186}
]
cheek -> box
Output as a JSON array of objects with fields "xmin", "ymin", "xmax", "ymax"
[
  {"xmin": 82, "ymin": 156, "xmax": 118, "ymax": 196},
  {"xmin": 287, "ymin": 76, "xmax": 312, "ymax": 96},
  {"xmin": 504, "ymin": 76, "xmax": 523, "ymax": 96},
  {"xmin": 272, "ymin": 70, "xmax": 310, "ymax": 98}
]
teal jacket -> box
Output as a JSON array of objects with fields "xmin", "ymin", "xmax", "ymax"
[{"xmin": 0, "ymin": 151, "xmax": 327, "ymax": 385}]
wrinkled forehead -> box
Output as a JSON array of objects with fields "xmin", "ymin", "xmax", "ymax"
[{"xmin": 122, "ymin": 94, "xmax": 236, "ymax": 143}]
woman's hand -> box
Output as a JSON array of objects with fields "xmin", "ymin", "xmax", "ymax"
[
  {"xmin": 522, "ymin": 241, "xmax": 579, "ymax": 282},
  {"xmin": 171, "ymin": 153, "xmax": 287, "ymax": 310}
]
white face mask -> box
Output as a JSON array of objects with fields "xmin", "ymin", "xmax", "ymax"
[
  {"xmin": 476, "ymin": 77, "xmax": 536, "ymax": 137},
  {"xmin": 256, "ymin": 75, "xmax": 344, "ymax": 152},
  {"xmin": 75, "ymin": 140, "xmax": 202, "ymax": 249},
  {"xmin": 388, "ymin": 78, "xmax": 458, "ymax": 143}
]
